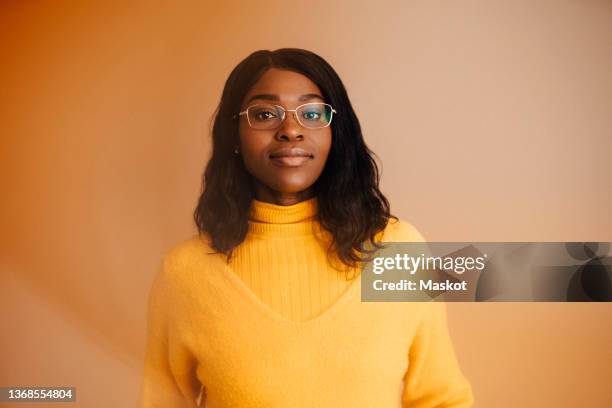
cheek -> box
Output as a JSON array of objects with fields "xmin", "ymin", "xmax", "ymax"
[
  {"xmin": 316, "ymin": 132, "xmax": 333, "ymax": 162},
  {"xmin": 239, "ymin": 127, "xmax": 265, "ymax": 157},
  {"xmin": 237, "ymin": 123, "xmax": 252, "ymax": 148},
  {"xmin": 238, "ymin": 132, "xmax": 271, "ymax": 176}
]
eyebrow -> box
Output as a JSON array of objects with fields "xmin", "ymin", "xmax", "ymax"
[{"xmin": 245, "ymin": 93, "xmax": 324, "ymax": 105}]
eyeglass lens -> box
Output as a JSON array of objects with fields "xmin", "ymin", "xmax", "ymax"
[{"xmin": 247, "ymin": 103, "xmax": 333, "ymax": 130}]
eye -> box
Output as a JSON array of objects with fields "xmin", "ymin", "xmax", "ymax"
[
  {"xmin": 249, "ymin": 105, "xmax": 279, "ymax": 122},
  {"xmin": 302, "ymin": 110, "xmax": 322, "ymax": 121},
  {"xmin": 254, "ymin": 109, "xmax": 278, "ymax": 121}
]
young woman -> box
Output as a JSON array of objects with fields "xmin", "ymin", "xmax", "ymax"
[{"xmin": 139, "ymin": 48, "xmax": 473, "ymax": 407}]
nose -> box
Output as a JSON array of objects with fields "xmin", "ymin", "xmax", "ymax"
[{"xmin": 275, "ymin": 111, "xmax": 304, "ymax": 141}]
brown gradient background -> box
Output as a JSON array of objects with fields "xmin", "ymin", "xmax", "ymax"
[{"xmin": 1, "ymin": 1, "xmax": 611, "ymax": 407}]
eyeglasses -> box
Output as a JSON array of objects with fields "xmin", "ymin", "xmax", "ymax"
[{"xmin": 236, "ymin": 102, "xmax": 337, "ymax": 130}]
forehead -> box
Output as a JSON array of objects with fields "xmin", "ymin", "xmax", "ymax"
[{"xmin": 242, "ymin": 68, "xmax": 322, "ymax": 104}]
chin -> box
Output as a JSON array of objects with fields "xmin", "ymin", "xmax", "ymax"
[{"xmin": 270, "ymin": 180, "xmax": 315, "ymax": 194}]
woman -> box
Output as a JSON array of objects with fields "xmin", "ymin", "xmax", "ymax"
[{"xmin": 139, "ymin": 48, "xmax": 473, "ymax": 407}]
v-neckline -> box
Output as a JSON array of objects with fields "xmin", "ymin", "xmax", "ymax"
[{"xmin": 217, "ymin": 255, "xmax": 363, "ymax": 327}]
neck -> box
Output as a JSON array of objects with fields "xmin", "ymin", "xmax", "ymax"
[{"xmin": 253, "ymin": 183, "xmax": 315, "ymax": 206}]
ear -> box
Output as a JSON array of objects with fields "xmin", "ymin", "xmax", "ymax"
[{"xmin": 233, "ymin": 133, "xmax": 241, "ymax": 152}]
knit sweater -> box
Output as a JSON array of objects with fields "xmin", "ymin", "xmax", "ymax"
[
  {"xmin": 139, "ymin": 197, "xmax": 474, "ymax": 407},
  {"xmin": 230, "ymin": 197, "xmax": 365, "ymax": 323}
]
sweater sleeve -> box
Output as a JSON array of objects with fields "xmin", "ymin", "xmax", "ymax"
[
  {"xmin": 401, "ymin": 301, "xmax": 474, "ymax": 407},
  {"xmin": 138, "ymin": 259, "xmax": 202, "ymax": 408}
]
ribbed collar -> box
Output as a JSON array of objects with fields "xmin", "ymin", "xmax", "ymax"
[{"xmin": 248, "ymin": 197, "xmax": 319, "ymax": 238}]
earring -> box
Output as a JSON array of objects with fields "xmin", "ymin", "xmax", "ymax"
[{"xmin": 234, "ymin": 149, "xmax": 239, "ymax": 154}]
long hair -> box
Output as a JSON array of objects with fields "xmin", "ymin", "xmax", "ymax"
[{"xmin": 194, "ymin": 48, "xmax": 397, "ymax": 272}]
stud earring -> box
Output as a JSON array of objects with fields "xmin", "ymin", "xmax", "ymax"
[{"xmin": 234, "ymin": 149, "xmax": 239, "ymax": 154}]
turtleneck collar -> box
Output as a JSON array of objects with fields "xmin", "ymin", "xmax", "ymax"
[{"xmin": 248, "ymin": 196, "xmax": 319, "ymax": 237}]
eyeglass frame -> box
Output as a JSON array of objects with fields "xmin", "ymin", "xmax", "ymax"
[{"xmin": 234, "ymin": 102, "xmax": 337, "ymax": 130}]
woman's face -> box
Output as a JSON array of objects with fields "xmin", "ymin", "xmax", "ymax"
[{"xmin": 237, "ymin": 68, "xmax": 332, "ymax": 205}]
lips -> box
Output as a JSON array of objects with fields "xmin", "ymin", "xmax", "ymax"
[
  {"xmin": 269, "ymin": 147, "xmax": 314, "ymax": 167},
  {"xmin": 269, "ymin": 147, "xmax": 314, "ymax": 159}
]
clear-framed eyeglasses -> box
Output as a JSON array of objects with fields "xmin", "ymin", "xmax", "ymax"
[{"xmin": 236, "ymin": 102, "xmax": 337, "ymax": 130}]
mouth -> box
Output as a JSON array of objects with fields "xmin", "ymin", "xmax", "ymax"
[{"xmin": 269, "ymin": 147, "xmax": 314, "ymax": 167}]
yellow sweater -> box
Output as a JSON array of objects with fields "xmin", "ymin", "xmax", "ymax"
[
  {"xmin": 139, "ymin": 197, "xmax": 474, "ymax": 407},
  {"xmin": 230, "ymin": 197, "xmax": 361, "ymax": 323}
]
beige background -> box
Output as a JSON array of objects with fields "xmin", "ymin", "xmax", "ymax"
[{"xmin": 1, "ymin": 1, "xmax": 611, "ymax": 407}]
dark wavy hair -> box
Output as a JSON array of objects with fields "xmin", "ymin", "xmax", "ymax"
[{"xmin": 194, "ymin": 48, "xmax": 397, "ymax": 273}]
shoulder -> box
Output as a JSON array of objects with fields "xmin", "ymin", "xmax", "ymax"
[
  {"xmin": 163, "ymin": 234, "xmax": 215, "ymax": 271},
  {"xmin": 146, "ymin": 236, "xmax": 216, "ymax": 328},
  {"xmin": 379, "ymin": 217, "xmax": 427, "ymax": 243},
  {"xmin": 152, "ymin": 234, "xmax": 219, "ymax": 291}
]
